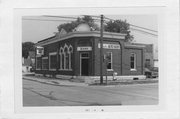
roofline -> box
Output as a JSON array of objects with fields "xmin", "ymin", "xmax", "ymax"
[
  {"xmin": 131, "ymin": 43, "xmax": 153, "ymax": 46},
  {"xmin": 37, "ymin": 36, "xmax": 56, "ymax": 43},
  {"xmin": 35, "ymin": 31, "xmax": 126, "ymax": 46},
  {"xmin": 124, "ymin": 43, "xmax": 146, "ymax": 48}
]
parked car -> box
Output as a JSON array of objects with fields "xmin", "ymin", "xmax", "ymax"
[{"xmin": 145, "ymin": 67, "xmax": 158, "ymax": 78}]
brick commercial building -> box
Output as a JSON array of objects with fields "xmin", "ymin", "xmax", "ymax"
[{"xmin": 35, "ymin": 24, "xmax": 146, "ymax": 81}]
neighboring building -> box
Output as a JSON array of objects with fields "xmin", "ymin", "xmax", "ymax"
[
  {"xmin": 130, "ymin": 25, "xmax": 158, "ymax": 66},
  {"xmin": 132, "ymin": 43, "xmax": 154, "ymax": 68},
  {"xmin": 22, "ymin": 51, "xmax": 35, "ymax": 72},
  {"xmin": 35, "ymin": 24, "xmax": 146, "ymax": 80}
]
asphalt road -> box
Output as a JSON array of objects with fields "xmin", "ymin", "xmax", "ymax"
[{"xmin": 23, "ymin": 79, "xmax": 158, "ymax": 106}]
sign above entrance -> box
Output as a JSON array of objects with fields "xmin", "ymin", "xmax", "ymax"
[
  {"xmin": 77, "ymin": 47, "xmax": 92, "ymax": 51},
  {"xmin": 98, "ymin": 43, "xmax": 120, "ymax": 49}
]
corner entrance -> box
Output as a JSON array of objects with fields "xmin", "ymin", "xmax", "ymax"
[{"xmin": 80, "ymin": 52, "xmax": 89, "ymax": 76}]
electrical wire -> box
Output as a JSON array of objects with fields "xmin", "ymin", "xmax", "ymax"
[
  {"xmin": 23, "ymin": 15, "xmax": 157, "ymax": 33},
  {"xmin": 104, "ymin": 16, "xmax": 158, "ymax": 33},
  {"xmin": 22, "ymin": 18, "xmax": 74, "ymax": 22},
  {"xmin": 42, "ymin": 15, "xmax": 78, "ymax": 19}
]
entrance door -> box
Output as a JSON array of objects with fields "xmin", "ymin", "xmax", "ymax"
[{"xmin": 80, "ymin": 53, "xmax": 89, "ymax": 76}]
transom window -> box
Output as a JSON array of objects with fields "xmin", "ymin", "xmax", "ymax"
[
  {"xmin": 130, "ymin": 53, "xmax": 136, "ymax": 70},
  {"xmin": 81, "ymin": 53, "xmax": 89, "ymax": 58}
]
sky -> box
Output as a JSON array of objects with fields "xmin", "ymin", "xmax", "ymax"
[{"xmin": 22, "ymin": 15, "xmax": 157, "ymax": 43}]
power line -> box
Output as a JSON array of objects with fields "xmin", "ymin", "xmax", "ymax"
[
  {"xmin": 81, "ymin": 15, "xmax": 101, "ymax": 19},
  {"xmin": 23, "ymin": 15, "xmax": 157, "ymax": 33},
  {"xmin": 104, "ymin": 16, "xmax": 157, "ymax": 33},
  {"xmin": 130, "ymin": 28, "xmax": 158, "ymax": 36},
  {"xmin": 22, "ymin": 18, "xmax": 74, "ymax": 22},
  {"xmin": 43, "ymin": 15, "xmax": 101, "ymax": 21},
  {"xmin": 42, "ymin": 15, "xmax": 78, "ymax": 20},
  {"xmin": 130, "ymin": 24, "xmax": 157, "ymax": 32}
]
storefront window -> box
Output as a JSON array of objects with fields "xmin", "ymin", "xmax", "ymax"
[
  {"xmin": 106, "ymin": 52, "xmax": 112, "ymax": 70},
  {"xmin": 130, "ymin": 53, "xmax": 136, "ymax": 70}
]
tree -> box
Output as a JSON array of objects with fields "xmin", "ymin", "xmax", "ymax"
[
  {"xmin": 57, "ymin": 16, "xmax": 133, "ymax": 42},
  {"xmin": 22, "ymin": 42, "xmax": 35, "ymax": 59},
  {"xmin": 104, "ymin": 20, "xmax": 134, "ymax": 42},
  {"xmin": 57, "ymin": 16, "xmax": 99, "ymax": 32}
]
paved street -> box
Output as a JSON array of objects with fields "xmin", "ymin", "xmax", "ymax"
[{"xmin": 23, "ymin": 79, "xmax": 158, "ymax": 106}]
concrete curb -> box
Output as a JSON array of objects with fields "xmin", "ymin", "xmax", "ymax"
[{"xmin": 23, "ymin": 76, "xmax": 88, "ymax": 87}]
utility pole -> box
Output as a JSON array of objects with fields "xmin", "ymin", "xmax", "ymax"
[{"xmin": 100, "ymin": 14, "xmax": 104, "ymax": 84}]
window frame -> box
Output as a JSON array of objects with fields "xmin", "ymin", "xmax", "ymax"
[
  {"xmin": 36, "ymin": 56, "xmax": 41, "ymax": 70},
  {"xmin": 64, "ymin": 47, "xmax": 69, "ymax": 70},
  {"xmin": 49, "ymin": 52, "xmax": 57, "ymax": 71},
  {"xmin": 106, "ymin": 52, "xmax": 113, "ymax": 71},
  {"xmin": 59, "ymin": 47, "xmax": 64, "ymax": 70},
  {"xmin": 69, "ymin": 45, "xmax": 73, "ymax": 70},
  {"xmin": 59, "ymin": 45, "xmax": 73, "ymax": 71},
  {"xmin": 42, "ymin": 57, "xmax": 48, "ymax": 70},
  {"xmin": 130, "ymin": 53, "xmax": 137, "ymax": 71}
]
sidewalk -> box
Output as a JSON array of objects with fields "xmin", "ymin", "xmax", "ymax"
[
  {"xmin": 23, "ymin": 75, "xmax": 89, "ymax": 87},
  {"xmin": 23, "ymin": 73, "xmax": 158, "ymax": 87}
]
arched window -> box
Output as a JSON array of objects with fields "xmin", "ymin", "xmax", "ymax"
[
  {"xmin": 59, "ymin": 44, "xmax": 73, "ymax": 71},
  {"xmin": 59, "ymin": 47, "xmax": 64, "ymax": 70},
  {"xmin": 64, "ymin": 44, "xmax": 69, "ymax": 70},
  {"xmin": 69, "ymin": 45, "xmax": 73, "ymax": 70}
]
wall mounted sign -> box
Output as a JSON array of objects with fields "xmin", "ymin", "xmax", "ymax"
[
  {"xmin": 98, "ymin": 43, "xmax": 120, "ymax": 49},
  {"xmin": 77, "ymin": 47, "xmax": 92, "ymax": 51},
  {"xmin": 36, "ymin": 46, "xmax": 44, "ymax": 55}
]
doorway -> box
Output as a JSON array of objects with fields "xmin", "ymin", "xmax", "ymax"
[{"xmin": 80, "ymin": 52, "xmax": 89, "ymax": 76}]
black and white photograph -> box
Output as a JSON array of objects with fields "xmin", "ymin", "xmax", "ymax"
[
  {"xmin": 22, "ymin": 14, "xmax": 159, "ymax": 106},
  {"xmin": 0, "ymin": 0, "xmax": 180, "ymax": 119}
]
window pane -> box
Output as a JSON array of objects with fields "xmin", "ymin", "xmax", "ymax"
[
  {"xmin": 65, "ymin": 52, "xmax": 69, "ymax": 69},
  {"xmin": 50, "ymin": 55, "xmax": 57, "ymax": 69},
  {"xmin": 42, "ymin": 59, "xmax": 48, "ymax": 69},
  {"xmin": 36, "ymin": 57, "xmax": 41, "ymax": 69},
  {"xmin": 69, "ymin": 53, "xmax": 72, "ymax": 69},
  {"xmin": 130, "ymin": 53, "xmax": 136, "ymax": 69},
  {"xmin": 106, "ymin": 52, "xmax": 112, "ymax": 69},
  {"xmin": 131, "ymin": 62, "xmax": 134, "ymax": 69},
  {"xmin": 81, "ymin": 53, "xmax": 89, "ymax": 58},
  {"xmin": 107, "ymin": 63, "xmax": 111, "ymax": 69},
  {"xmin": 62, "ymin": 54, "xmax": 64, "ymax": 69},
  {"xmin": 59, "ymin": 54, "xmax": 61, "ymax": 69},
  {"xmin": 130, "ymin": 56, "xmax": 134, "ymax": 61},
  {"xmin": 145, "ymin": 59, "xmax": 150, "ymax": 68}
]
